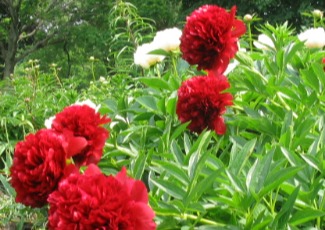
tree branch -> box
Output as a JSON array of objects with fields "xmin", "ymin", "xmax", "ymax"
[
  {"xmin": 15, "ymin": 35, "xmax": 65, "ymax": 62},
  {"xmin": 18, "ymin": 21, "xmax": 44, "ymax": 42}
]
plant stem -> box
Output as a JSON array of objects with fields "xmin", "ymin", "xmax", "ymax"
[
  {"xmin": 247, "ymin": 22, "xmax": 253, "ymax": 52},
  {"xmin": 91, "ymin": 61, "xmax": 95, "ymax": 81},
  {"xmin": 155, "ymin": 211, "xmax": 225, "ymax": 226}
]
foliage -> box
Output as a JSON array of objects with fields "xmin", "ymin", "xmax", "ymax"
[
  {"xmin": 129, "ymin": 0, "xmax": 182, "ymax": 29},
  {"xmin": 180, "ymin": 0, "xmax": 325, "ymax": 31},
  {"xmin": 1, "ymin": 1, "xmax": 325, "ymax": 229}
]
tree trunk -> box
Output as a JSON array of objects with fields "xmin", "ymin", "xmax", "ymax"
[
  {"xmin": 1, "ymin": 1, "xmax": 20, "ymax": 80},
  {"xmin": 3, "ymin": 28, "xmax": 17, "ymax": 79},
  {"xmin": 3, "ymin": 57, "xmax": 16, "ymax": 79},
  {"xmin": 0, "ymin": 57, "xmax": 4, "ymax": 80}
]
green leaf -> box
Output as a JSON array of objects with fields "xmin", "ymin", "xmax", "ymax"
[
  {"xmin": 185, "ymin": 169, "xmax": 223, "ymax": 205},
  {"xmin": 226, "ymin": 170, "xmax": 246, "ymax": 193},
  {"xmin": 229, "ymin": 138, "xmax": 256, "ymax": 176},
  {"xmin": 259, "ymin": 166, "xmax": 303, "ymax": 198},
  {"xmin": 166, "ymin": 94, "xmax": 177, "ymax": 116},
  {"xmin": 136, "ymin": 96, "xmax": 158, "ymax": 112},
  {"xmin": 150, "ymin": 177, "xmax": 186, "ymax": 199},
  {"xmin": 148, "ymin": 48, "xmax": 170, "ymax": 56},
  {"xmin": 152, "ymin": 160, "xmax": 189, "ymax": 186},
  {"xmin": 300, "ymin": 154, "xmax": 323, "ymax": 174},
  {"xmin": 301, "ymin": 67, "xmax": 320, "ymax": 93},
  {"xmin": 0, "ymin": 174, "xmax": 15, "ymax": 196},
  {"xmin": 132, "ymin": 151, "xmax": 148, "ymax": 180},
  {"xmin": 272, "ymin": 186, "xmax": 300, "ymax": 229},
  {"xmin": 246, "ymin": 148, "xmax": 274, "ymax": 193},
  {"xmin": 170, "ymin": 140, "xmax": 185, "ymax": 164},
  {"xmin": 289, "ymin": 208, "xmax": 325, "ymax": 225},
  {"xmin": 284, "ymin": 41, "xmax": 305, "ymax": 67},
  {"xmin": 170, "ymin": 122, "xmax": 190, "ymax": 141},
  {"xmin": 137, "ymin": 77, "xmax": 171, "ymax": 91},
  {"xmin": 186, "ymin": 131, "xmax": 213, "ymax": 179}
]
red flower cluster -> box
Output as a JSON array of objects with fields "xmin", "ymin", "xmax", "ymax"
[
  {"xmin": 10, "ymin": 101, "xmax": 156, "ymax": 228},
  {"xmin": 10, "ymin": 101, "xmax": 111, "ymax": 208},
  {"xmin": 10, "ymin": 129, "xmax": 67, "ymax": 207},
  {"xmin": 176, "ymin": 74, "xmax": 233, "ymax": 135},
  {"xmin": 48, "ymin": 165, "xmax": 156, "ymax": 230},
  {"xmin": 177, "ymin": 4, "xmax": 245, "ymax": 135},
  {"xmin": 180, "ymin": 5, "xmax": 246, "ymax": 75},
  {"xmin": 51, "ymin": 104, "xmax": 111, "ymax": 167}
]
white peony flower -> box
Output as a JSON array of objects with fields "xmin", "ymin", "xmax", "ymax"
[
  {"xmin": 298, "ymin": 27, "xmax": 325, "ymax": 48},
  {"xmin": 134, "ymin": 43, "xmax": 165, "ymax": 68},
  {"xmin": 44, "ymin": 116, "xmax": 55, "ymax": 129},
  {"xmin": 152, "ymin": 27, "xmax": 182, "ymax": 52},
  {"xmin": 74, "ymin": 99, "xmax": 101, "ymax": 112},
  {"xmin": 253, "ymin": 34, "xmax": 275, "ymax": 50}
]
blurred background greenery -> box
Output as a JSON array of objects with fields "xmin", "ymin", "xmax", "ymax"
[{"xmin": 1, "ymin": 0, "xmax": 324, "ymax": 81}]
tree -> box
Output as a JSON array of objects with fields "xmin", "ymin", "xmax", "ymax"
[{"xmin": 0, "ymin": 0, "xmax": 80, "ymax": 79}]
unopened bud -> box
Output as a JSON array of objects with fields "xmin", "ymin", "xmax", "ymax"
[
  {"xmin": 244, "ymin": 14, "xmax": 253, "ymax": 22},
  {"xmin": 312, "ymin": 9, "xmax": 323, "ymax": 18}
]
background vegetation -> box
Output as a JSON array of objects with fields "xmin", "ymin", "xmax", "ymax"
[{"xmin": 1, "ymin": 0, "xmax": 325, "ymax": 229}]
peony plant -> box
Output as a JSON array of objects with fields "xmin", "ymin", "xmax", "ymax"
[
  {"xmin": 4, "ymin": 3, "xmax": 325, "ymax": 230},
  {"xmin": 9, "ymin": 100, "xmax": 156, "ymax": 228}
]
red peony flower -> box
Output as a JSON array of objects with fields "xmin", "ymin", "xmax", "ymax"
[
  {"xmin": 176, "ymin": 74, "xmax": 233, "ymax": 135},
  {"xmin": 322, "ymin": 58, "xmax": 325, "ymax": 71},
  {"xmin": 10, "ymin": 129, "xmax": 67, "ymax": 208},
  {"xmin": 48, "ymin": 165, "xmax": 156, "ymax": 230},
  {"xmin": 180, "ymin": 5, "xmax": 246, "ymax": 75},
  {"xmin": 51, "ymin": 104, "xmax": 111, "ymax": 167}
]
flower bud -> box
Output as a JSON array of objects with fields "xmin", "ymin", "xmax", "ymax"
[
  {"xmin": 244, "ymin": 14, "xmax": 253, "ymax": 22},
  {"xmin": 312, "ymin": 9, "xmax": 323, "ymax": 18}
]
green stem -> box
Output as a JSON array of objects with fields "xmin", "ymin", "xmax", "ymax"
[
  {"xmin": 155, "ymin": 211, "xmax": 225, "ymax": 226},
  {"xmin": 53, "ymin": 68, "xmax": 63, "ymax": 88},
  {"xmin": 171, "ymin": 52, "xmax": 178, "ymax": 79},
  {"xmin": 91, "ymin": 62, "xmax": 95, "ymax": 81},
  {"xmin": 247, "ymin": 22, "xmax": 253, "ymax": 52},
  {"xmin": 314, "ymin": 17, "xmax": 316, "ymax": 28}
]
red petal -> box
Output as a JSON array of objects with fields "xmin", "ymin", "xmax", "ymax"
[
  {"xmin": 62, "ymin": 130, "xmax": 88, "ymax": 158},
  {"xmin": 84, "ymin": 164, "xmax": 102, "ymax": 175},
  {"xmin": 130, "ymin": 181, "xmax": 148, "ymax": 203},
  {"xmin": 232, "ymin": 19, "xmax": 246, "ymax": 37},
  {"xmin": 214, "ymin": 116, "xmax": 226, "ymax": 135}
]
